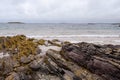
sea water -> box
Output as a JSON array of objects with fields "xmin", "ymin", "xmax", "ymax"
[{"xmin": 0, "ymin": 23, "xmax": 120, "ymax": 44}]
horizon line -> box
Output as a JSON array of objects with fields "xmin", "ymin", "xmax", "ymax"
[{"xmin": 0, "ymin": 22, "xmax": 120, "ymax": 24}]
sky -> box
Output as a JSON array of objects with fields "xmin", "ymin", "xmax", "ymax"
[{"xmin": 0, "ymin": 0, "xmax": 120, "ymax": 23}]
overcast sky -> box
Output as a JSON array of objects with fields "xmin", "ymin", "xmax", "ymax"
[{"xmin": 0, "ymin": 0, "xmax": 120, "ymax": 23}]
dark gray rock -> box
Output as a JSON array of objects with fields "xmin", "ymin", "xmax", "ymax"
[
  {"xmin": 5, "ymin": 72, "xmax": 30, "ymax": 80},
  {"xmin": 62, "ymin": 42, "xmax": 120, "ymax": 80},
  {"xmin": 29, "ymin": 59, "xmax": 42, "ymax": 71},
  {"xmin": 20, "ymin": 55, "xmax": 33, "ymax": 64},
  {"xmin": 46, "ymin": 49, "xmax": 103, "ymax": 80}
]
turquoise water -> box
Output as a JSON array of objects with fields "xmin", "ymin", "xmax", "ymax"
[{"xmin": 0, "ymin": 23, "xmax": 120, "ymax": 38}]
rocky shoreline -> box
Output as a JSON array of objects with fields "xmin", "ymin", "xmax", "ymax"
[{"xmin": 0, "ymin": 35, "xmax": 120, "ymax": 80}]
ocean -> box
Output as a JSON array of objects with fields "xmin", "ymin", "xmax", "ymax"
[{"xmin": 0, "ymin": 23, "xmax": 120, "ymax": 44}]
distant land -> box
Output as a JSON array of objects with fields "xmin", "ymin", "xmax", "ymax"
[{"xmin": 7, "ymin": 22, "xmax": 25, "ymax": 24}]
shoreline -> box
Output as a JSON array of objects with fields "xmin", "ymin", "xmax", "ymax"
[{"xmin": 0, "ymin": 34, "xmax": 120, "ymax": 45}]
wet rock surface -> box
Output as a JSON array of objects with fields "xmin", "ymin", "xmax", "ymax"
[{"xmin": 0, "ymin": 35, "xmax": 120, "ymax": 80}]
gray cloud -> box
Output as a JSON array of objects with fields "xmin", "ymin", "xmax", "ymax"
[{"xmin": 0, "ymin": 0, "xmax": 120, "ymax": 23}]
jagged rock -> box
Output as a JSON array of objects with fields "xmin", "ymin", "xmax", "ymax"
[
  {"xmin": 5, "ymin": 72, "xmax": 30, "ymax": 80},
  {"xmin": 117, "ymin": 49, "xmax": 120, "ymax": 53},
  {"xmin": 14, "ymin": 66, "xmax": 29, "ymax": 74},
  {"xmin": 0, "ymin": 59, "xmax": 3, "ymax": 70},
  {"xmin": 5, "ymin": 72, "xmax": 20, "ymax": 80},
  {"xmin": 20, "ymin": 55, "xmax": 34, "ymax": 64},
  {"xmin": 0, "ymin": 77, "xmax": 4, "ymax": 80},
  {"xmin": 36, "ymin": 48, "xmax": 41, "ymax": 54},
  {"xmin": 2, "ymin": 57, "xmax": 14, "ymax": 76},
  {"xmin": 48, "ymin": 40, "xmax": 62, "ymax": 47},
  {"xmin": 52, "ymin": 39, "xmax": 60, "ymax": 42},
  {"xmin": 29, "ymin": 55, "xmax": 64, "ymax": 79},
  {"xmin": 12, "ymin": 58, "xmax": 20, "ymax": 68},
  {"xmin": 37, "ymin": 39, "xmax": 46, "ymax": 45},
  {"xmin": 31, "ymin": 72, "xmax": 61, "ymax": 80},
  {"xmin": 1, "ymin": 35, "xmax": 120, "ymax": 80},
  {"xmin": 62, "ymin": 42, "xmax": 120, "ymax": 80},
  {"xmin": 29, "ymin": 55, "xmax": 49, "ymax": 73},
  {"xmin": 29, "ymin": 58, "xmax": 43, "ymax": 71},
  {"xmin": 46, "ymin": 49, "xmax": 103, "ymax": 80},
  {"xmin": 20, "ymin": 56, "xmax": 31, "ymax": 64},
  {"xmin": 62, "ymin": 41, "xmax": 71, "ymax": 45}
]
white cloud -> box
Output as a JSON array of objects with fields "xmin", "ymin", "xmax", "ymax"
[{"xmin": 0, "ymin": 0, "xmax": 120, "ymax": 22}]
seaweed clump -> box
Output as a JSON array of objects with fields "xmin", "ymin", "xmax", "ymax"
[{"xmin": 0, "ymin": 35, "xmax": 39, "ymax": 59}]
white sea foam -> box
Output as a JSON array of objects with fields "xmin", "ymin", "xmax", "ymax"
[
  {"xmin": 27, "ymin": 35, "xmax": 120, "ymax": 38},
  {"xmin": 114, "ymin": 40, "xmax": 120, "ymax": 42},
  {"xmin": 0, "ymin": 34, "xmax": 119, "ymax": 38},
  {"xmin": 70, "ymin": 40, "xmax": 104, "ymax": 43}
]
